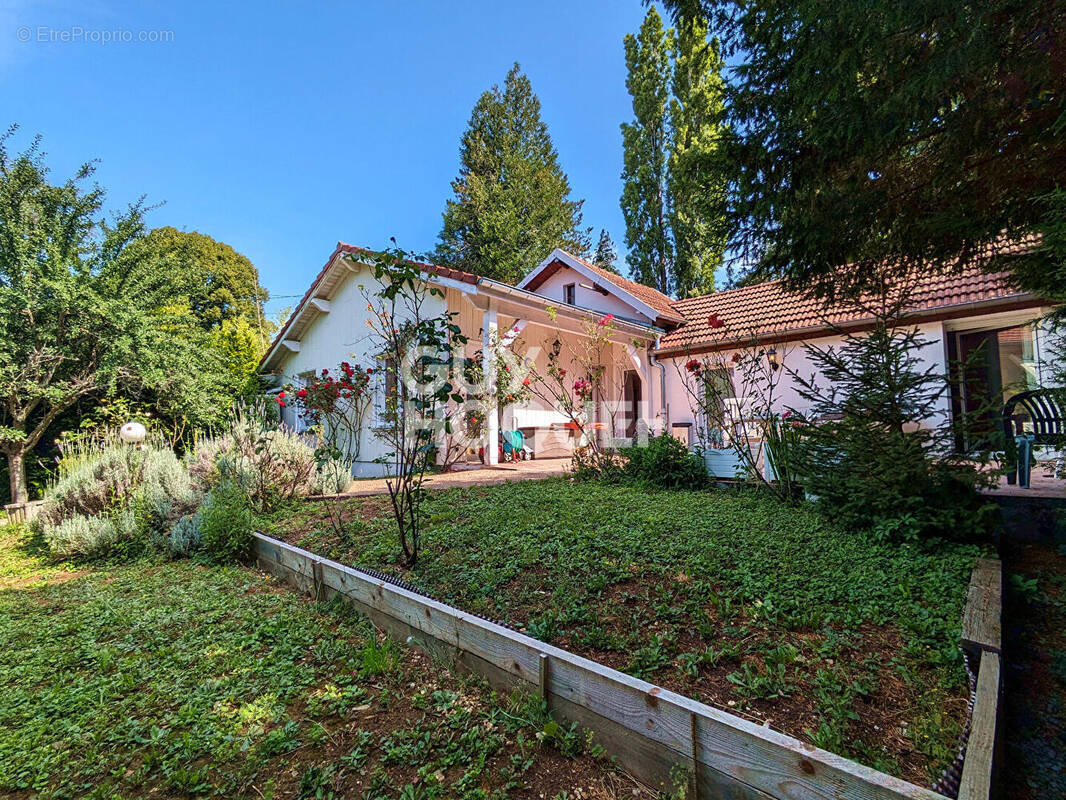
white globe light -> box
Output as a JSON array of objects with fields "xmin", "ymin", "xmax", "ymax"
[{"xmin": 119, "ymin": 422, "xmax": 147, "ymax": 444}]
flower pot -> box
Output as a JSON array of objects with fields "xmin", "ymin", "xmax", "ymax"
[{"xmin": 702, "ymin": 448, "xmax": 745, "ymax": 479}]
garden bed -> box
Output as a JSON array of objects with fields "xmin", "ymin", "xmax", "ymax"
[
  {"xmin": 259, "ymin": 478, "xmax": 985, "ymax": 786},
  {"xmin": 0, "ymin": 525, "xmax": 638, "ymax": 799}
]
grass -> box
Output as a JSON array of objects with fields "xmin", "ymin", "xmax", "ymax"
[
  {"xmin": 0, "ymin": 524, "xmax": 637, "ymax": 800},
  {"xmin": 261, "ymin": 478, "xmax": 984, "ymax": 785}
]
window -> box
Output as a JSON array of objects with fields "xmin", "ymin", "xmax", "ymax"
[
  {"xmin": 373, "ymin": 358, "xmax": 398, "ymax": 429},
  {"xmin": 564, "ymin": 283, "xmax": 576, "ymax": 305}
]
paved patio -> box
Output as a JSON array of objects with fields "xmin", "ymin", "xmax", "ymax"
[
  {"xmin": 985, "ymin": 468, "xmax": 1066, "ymax": 499},
  {"xmin": 326, "ymin": 458, "xmax": 570, "ymax": 498}
]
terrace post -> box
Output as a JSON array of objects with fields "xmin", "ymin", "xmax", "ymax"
[{"xmin": 482, "ymin": 304, "xmax": 499, "ymax": 466}]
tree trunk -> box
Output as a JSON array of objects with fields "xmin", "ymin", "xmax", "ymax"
[{"xmin": 7, "ymin": 450, "xmax": 28, "ymax": 505}]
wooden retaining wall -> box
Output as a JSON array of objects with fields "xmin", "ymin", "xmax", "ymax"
[
  {"xmin": 254, "ymin": 532, "xmax": 954, "ymax": 800},
  {"xmin": 957, "ymin": 558, "xmax": 1003, "ymax": 800}
]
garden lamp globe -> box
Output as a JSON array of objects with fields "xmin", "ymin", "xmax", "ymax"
[{"xmin": 119, "ymin": 421, "xmax": 147, "ymax": 447}]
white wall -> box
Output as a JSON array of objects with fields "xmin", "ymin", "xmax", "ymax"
[
  {"xmin": 534, "ymin": 265, "xmax": 655, "ymax": 324},
  {"xmin": 660, "ymin": 320, "xmax": 951, "ymax": 437},
  {"xmin": 273, "ymin": 262, "xmax": 449, "ymax": 477}
]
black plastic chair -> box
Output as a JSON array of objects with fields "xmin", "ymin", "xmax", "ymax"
[{"xmin": 1002, "ymin": 389, "xmax": 1066, "ymax": 442}]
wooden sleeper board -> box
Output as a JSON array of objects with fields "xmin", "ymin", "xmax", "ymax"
[{"xmin": 254, "ymin": 533, "xmax": 950, "ymax": 800}]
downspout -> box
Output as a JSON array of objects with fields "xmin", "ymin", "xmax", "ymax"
[{"xmin": 650, "ymin": 336, "xmax": 668, "ymax": 435}]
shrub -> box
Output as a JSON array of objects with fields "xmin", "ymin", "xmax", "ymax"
[
  {"xmin": 39, "ymin": 445, "xmax": 143, "ymax": 530},
  {"xmin": 622, "ymin": 434, "xmax": 708, "ymax": 491},
  {"xmin": 199, "ymin": 481, "xmax": 255, "ymax": 563},
  {"xmin": 40, "ymin": 438, "xmax": 199, "ymax": 558},
  {"xmin": 44, "ymin": 514, "xmax": 119, "ymax": 557},
  {"xmin": 794, "ymin": 322, "xmax": 998, "ymax": 541},
  {"xmin": 190, "ymin": 405, "xmax": 351, "ymax": 511},
  {"xmin": 169, "ymin": 510, "xmax": 203, "ymax": 558}
]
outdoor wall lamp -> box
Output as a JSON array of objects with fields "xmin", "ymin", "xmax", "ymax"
[{"xmin": 766, "ymin": 347, "xmax": 779, "ymax": 371}]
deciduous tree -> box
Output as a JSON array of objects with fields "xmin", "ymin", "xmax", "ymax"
[
  {"xmin": 0, "ymin": 130, "xmax": 238, "ymax": 502},
  {"xmin": 621, "ymin": 7, "xmax": 673, "ymax": 294},
  {"xmin": 621, "ymin": 7, "xmax": 728, "ymax": 297}
]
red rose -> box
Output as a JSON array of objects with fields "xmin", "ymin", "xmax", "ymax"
[
  {"xmin": 296, "ymin": 388, "xmax": 308, "ymax": 399},
  {"xmin": 685, "ymin": 359, "xmax": 701, "ymax": 373},
  {"xmin": 731, "ymin": 352, "xmax": 742, "ymax": 363},
  {"xmin": 707, "ymin": 314, "xmax": 724, "ymax": 329},
  {"xmin": 599, "ymin": 313, "xmax": 614, "ymax": 326},
  {"xmin": 278, "ymin": 391, "xmax": 286, "ymax": 398},
  {"xmin": 522, "ymin": 377, "xmax": 531, "ymax": 386}
]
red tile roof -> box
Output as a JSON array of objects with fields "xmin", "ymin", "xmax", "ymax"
[
  {"xmin": 658, "ymin": 267, "xmax": 1041, "ymax": 354},
  {"xmin": 552, "ymin": 251, "xmax": 684, "ymax": 323}
]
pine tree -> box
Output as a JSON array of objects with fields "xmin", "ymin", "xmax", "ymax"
[
  {"xmin": 436, "ymin": 64, "xmax": 590, "ymax": 285},
  {"xmin": 621, "ymin": 7, "xmax": 727, "ymax": 297},
  {"xmin": 668, "ymin": 15, "xmax": 727, "ymax": 298},
  {"xmin": 592, "ymin": 229, "xmax": 619, "ymax": 273},
  {"xmin": 620, "ymin": 7, "xmax": 672, "ymax": 294}
]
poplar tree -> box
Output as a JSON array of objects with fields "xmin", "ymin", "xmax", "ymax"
[
  {"xmin": 621, "ymin": 7, "xmax": 728, "ymax": 297},
  {"xmin": 620, "ymin": 7, "xmax": 672, "ymax": 294},
  {"xmin": 437, "ymin": 64, "xmax": 589, "ymax": 285},
  {"xmin": 668, "ymin": 14, "xmax": 727, "ymax": 298}
]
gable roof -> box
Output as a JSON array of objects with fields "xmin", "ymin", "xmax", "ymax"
[
  {"xmin": 260, "ymin": 243, "xmax": 664, "ymax": 374},
  {"xmin": 657, "ymin": 267, "xmax": 1043, "ymax": 355},
  {"xmin": 518, "ymin": 249, "xmax": 685, "ymax": 327},
  {"xmin": 260, "ymin": 243, "xmax": 479, "ymax": 372}
]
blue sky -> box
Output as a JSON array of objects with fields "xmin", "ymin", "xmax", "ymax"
[{"xmin": 2, "ymin": 0, "xmax": 656, "ymax": 320}]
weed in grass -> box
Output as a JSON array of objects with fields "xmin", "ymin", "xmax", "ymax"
[
  {"xmin": 258, "ymin": 479, "xmax": 982, "ymax": 782},
  {"xmin": 677, "ymin": 643, "xmax": 740, "ymax": 677},
  {"xmin": 727, "ymin": 660, "xmax": 795, "ymax": 701},
  {"xmin": 359, "ymin": 637, "xmax": 401, "ymax": 678},
  {"xmin": 626, "ymin": 634, "xmax": 676, "ymax": 679},
  {"xmin": 297, "ymin": 763, "xmax": 338, "ymax": 799}
]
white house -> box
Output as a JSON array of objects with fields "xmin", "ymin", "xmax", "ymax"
[{"xmin": 260, "ymin": 241, "xmax": 1054, "ymax": 475}]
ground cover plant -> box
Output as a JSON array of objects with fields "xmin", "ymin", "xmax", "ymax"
[
  {"xmin": 0, "ymin": 523, "xmax": 641, "ymax": 800},
  {"xmin": 261, "ymin": 478, "xmax": 984, "ymax": 785}
]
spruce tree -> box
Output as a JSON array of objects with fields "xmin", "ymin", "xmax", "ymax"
[
  {"xmin": 668, "ymin": 15, "xmax": 727, "ymax": 298},
  {"xmin": 436, "ymin": 64, "xmax": 589, "ymax": 285},
  {"xmin": 657, "ymin": 0, "xmax": 1065, "ymax": 304},
  {"xmin": 620, "ymin": 7, "xmax": 672, "ymax": 294},
  {"xmin": 621, "ymin": 7, "xmax": 727, "ymax": 297},
  {"xmin": 592, "ymin": 229, "xmax": 619, "ymax": 273}
]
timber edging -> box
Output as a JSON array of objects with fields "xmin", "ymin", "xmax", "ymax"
[
  {"xmin": 956, "ymin": 558, "xmax": 1003, "ymax": 800},
  {"xmin": 253, "ymin": 532, "xmax": 950, "ymax": 800}
]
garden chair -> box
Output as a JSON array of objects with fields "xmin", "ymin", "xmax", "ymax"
[{"xmin": 1002, "ymin": 388, "xmax": 1066, "ymax": 486}]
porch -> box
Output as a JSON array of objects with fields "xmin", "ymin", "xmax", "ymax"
[{"xmin": 456, "ymin": 279, "xmax": 661, "ymax": 466}]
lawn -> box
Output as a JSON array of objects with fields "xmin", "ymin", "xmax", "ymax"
[
  {"xmin": 0, "ymin": 524, "xmax": 637, "ymax": 800},
  {"xmin": 260, "ymin": 478, "xmax": 984, "ymax": 786}
]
